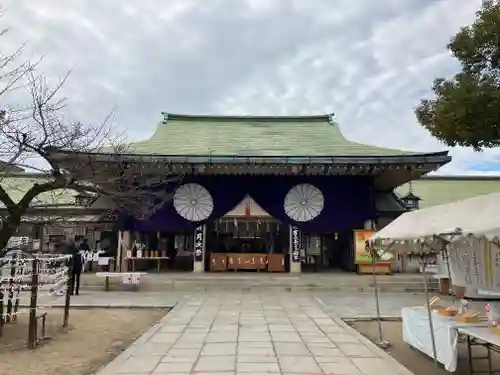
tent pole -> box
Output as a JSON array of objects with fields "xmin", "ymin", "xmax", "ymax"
[
  {"xmin": 371, "ymin": 261, "xmax": 386, "ymax": 347},
  {"xmin": 443, "ymin": 247, "xmax": 453, "ymax": 296},
  {"xmin": 370, "ymin": 241, "xmax": 390, "ymax": 348},
  {"xmin": 422, "ymin": 254, "xmax": 439, "ymax": 369}
]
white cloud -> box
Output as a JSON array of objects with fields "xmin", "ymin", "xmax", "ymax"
[{"xmin": 1, "ymin": 0, "xmax": 495, "ymax": 175}]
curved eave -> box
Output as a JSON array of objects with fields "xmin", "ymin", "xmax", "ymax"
[{"xmin": 47, "ymin": 149, "xmax": 451, "ymax": 166}]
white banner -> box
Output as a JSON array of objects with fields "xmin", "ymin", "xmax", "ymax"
[
  {"xmin": 449, "ymin": 236, "xmax": 491, "ymax": 290},
  {"xmin": 489, "ymin": 242, "xmax": 500, "ymax": 292}
]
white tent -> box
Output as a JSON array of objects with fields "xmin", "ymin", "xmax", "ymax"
[
  {"xmin": 371, "ymin": 190, "xmax": 500, "ymax": 299},
  {"xmin": 372, "ymin": 191, "xmax": 500, "ymax": 250},
  {"xmin": 370, "ymin": 191, "xmax": 500, "ymax": 367}
]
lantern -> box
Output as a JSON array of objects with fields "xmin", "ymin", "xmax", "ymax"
[{"xmin": 401, "ymin": 191, "xmax": 421, "ymax": 210}]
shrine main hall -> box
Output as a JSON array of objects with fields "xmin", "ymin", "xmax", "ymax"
[{"xmin": 46, "ymin": 113, "xmax": 450, "ymax": 273}]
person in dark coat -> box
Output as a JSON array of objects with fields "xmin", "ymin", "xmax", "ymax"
[{"xmin": 67, "ymin": 238, "xmax": 84, "ymax": 295}]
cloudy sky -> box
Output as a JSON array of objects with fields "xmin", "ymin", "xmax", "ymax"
[{"xmin": 2, "ymin": 0, "xmax": 498, "ymax": 175}]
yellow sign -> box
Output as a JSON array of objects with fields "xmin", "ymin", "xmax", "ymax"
[{"xmin": 354, "ymin": 230, "xmax": 393, "ymax": 264}]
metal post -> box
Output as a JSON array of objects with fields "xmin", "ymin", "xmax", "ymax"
[
  {"xmin": 372, "ymin": 262, "xmax": 384, "ymax": 342},
  {"xmin": 371, "ymin": 245, "xmax": 390, "ymax": 348},
  {"xmin": 63, "ymin": 257, "xmax": 72, "ymax": 327},
  {"xmin": 443, "ymin": 247, "xmax": 453, "ymax": 295},
  {"xmin": 422, "ymin": 255, "xmax": 439, "ymax": 369}
]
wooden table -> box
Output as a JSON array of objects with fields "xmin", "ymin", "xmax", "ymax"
[
  {"xmin": 210, "ymin": 253, "xmax": 228, "ymax": 271},
  {"xmin": 126, "ymin": 257, "xmax": 169, "ymax": 273},
  {"xmin": 357, "ymin": 261, "xmax": 392, "ymax": 275},
  {"xmin": 95, "ymin": 272, "xmax": 147, "ymax": 291},
  {"xmin": 267, "ymin": 254, "xmax": 285, "ymax": 272},
  {"xmin": 226, "ymin": 253, "xmax": 267, "ymax": 271},
  {"xmin": 458, "ymin": 326, "xmax": 500, "ymax": 375}
]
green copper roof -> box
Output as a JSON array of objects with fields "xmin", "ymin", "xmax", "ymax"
[
  {"xmin": 396, "ymin": 176, "xmax": 500, "ymax": 208},
  {"xmin": 0, "ymin": 174, "xmax": 78, "ymax": 208},
  {"xmin": 125, "ymin": 114, "xmax": 439, "ymax": 157}
]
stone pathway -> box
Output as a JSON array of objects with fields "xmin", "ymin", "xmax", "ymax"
[
  {"xmin": 21, "ymin": 290, "xmax": 431, "ymax": 317},
  {"xmin": 315, "ymin": 292, "xmax": 488, "ymax": 319},
  {"xmin": 21, "ymin": 291, "xmax": 182, "ymax": 309},
  {"xmin": 20, "ymin": 290, "xmax": 469, "ymax": 319},
  {"xmin": 315, "ymin": 293, "xmax": 427, "ymax": 319},
  {"xmin": 97, "ymin": 294, "xmax": 413, "ymax": 375}
]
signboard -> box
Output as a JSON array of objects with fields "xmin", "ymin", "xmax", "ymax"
[
  {"xmin": 354, "ymin": 230, "xmax": 394, "ymax": 264},
  {"xmin": 227, "ymin": 254, "xmax": 267, "ymax": 270},
  {"xmin": 291, "ymin": 226, "xmax": 301, "ymax": 263},
  {"xmin": 449, "ymin": 236, "xmax": 490, "ymax": 290},
  {"xmin": 194, "ymin": 225, "xmax": 205, "ymax": 262}
]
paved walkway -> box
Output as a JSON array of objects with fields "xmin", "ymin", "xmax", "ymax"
[
  {"xmin": 97, "ymin": 294, "xmax": 413, "ymax": 375},
  {"xmin": 24, "ymin": 291, "xmax": 429, "ymax": 318},
  {"xmin": 21, "ymin": 291, "xmax": 182, "ymax": 309},
  {"xmin": 315, "ymin": 293, "xmax": 428, "ymax": 319}
]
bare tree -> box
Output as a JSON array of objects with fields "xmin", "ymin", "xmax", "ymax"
[
  {"xmin": 0, "ymin": 8, "xmax": 39, "ymax": 171},
  {"xmin": 0, "ymin": 11, "xmax": 180, "ymax": 253},
  {"xmin": 0, "ymin": 71, "xmax": 179, "ymax": 254}
]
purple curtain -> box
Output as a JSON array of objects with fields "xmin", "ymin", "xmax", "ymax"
[{"xmin": 130, "ymin": 175, "xmax": 375, "ymax": 234}]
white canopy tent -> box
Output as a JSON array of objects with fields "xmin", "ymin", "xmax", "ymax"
[
  {"xmin": 372, "ymin": 191, "xmax": 500, "ymax": 251},
  {"xmin": 369, "ymin": 191, "xmax": 500, "ymax": 367}
]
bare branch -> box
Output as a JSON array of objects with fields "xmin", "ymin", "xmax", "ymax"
[{"xmin": 0, "ymin": 8, "xmax": 183, "ymax": 252}]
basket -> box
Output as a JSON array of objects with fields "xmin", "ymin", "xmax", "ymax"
[
  {"xmin": 430, "ymin": 306, "xmax": 444, "ymax": 312},
  {"xmin": 456, "ymin": 315, "xmax": 480, "ymax": 323},
  {"xmin": 439, "ymin": 309, "xmax": 458, "ymax": 317}
]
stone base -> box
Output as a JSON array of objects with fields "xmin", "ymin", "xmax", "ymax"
[
  {"xmin": 290, "ymin": 262, "xmax": 301, "ymax": 273},
  {"xmin": 192, "ymin": 261, "xmax": 205, "ymax": 273}
]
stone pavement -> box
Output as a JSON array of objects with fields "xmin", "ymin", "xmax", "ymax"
[
  {"xmin": 20, "ymin": 291, "xmax": 183, "ymax": 309},
  {"xmin": 96, "ymin": 294, "xmax": 414, "ymax": 375},
  {"xmin": 315, "ymin": 292, "xmax": 428, "ymax": 319},
  {"xmin": 22, "ymin": 290, "xmax": 432, "ymax": 317}
]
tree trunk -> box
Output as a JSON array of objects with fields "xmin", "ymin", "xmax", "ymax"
[{"xmin": 0, "ymin": 213, "xmax": 23, "ymax": 255}]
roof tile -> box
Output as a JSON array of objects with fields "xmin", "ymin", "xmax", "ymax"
[{"xmin": 126, "ymin": 115, "xmax": 431, "ymax": 157}]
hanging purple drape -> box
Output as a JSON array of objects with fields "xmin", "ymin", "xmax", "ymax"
[{"xmin": 126, "ymin": 175, "xmax": 375, "ymax": 234}]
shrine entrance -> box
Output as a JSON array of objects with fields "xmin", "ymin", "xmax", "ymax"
[{"xmin": 202, "ymin": 195, "xmax": 290, "ymax": 272}]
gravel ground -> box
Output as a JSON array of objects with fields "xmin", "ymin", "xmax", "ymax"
[
  {"xmin": 0, "ymin": 308, "xmax": 167, "ymax": 375},
  {"xmin": 351, "ymin": 320, "xmax": 500, "ymax": 375}
]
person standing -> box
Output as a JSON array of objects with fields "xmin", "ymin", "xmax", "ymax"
[
  {"xmin": 79, "ymin": 237, "xmax": 92, "ymax": 271},
  {"xmin": 67, "ymin": 238, "xmax": 84, "ymax": 295}
]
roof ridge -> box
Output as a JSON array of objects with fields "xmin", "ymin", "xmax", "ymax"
[{"xmin": 161, "ymin": 113, "xmax": 332, "ymax": 122}]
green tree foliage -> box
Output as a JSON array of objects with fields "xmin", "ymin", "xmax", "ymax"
[{"xmin": 415, "ymin": 0, "xmax": 500, "ymax": 151}]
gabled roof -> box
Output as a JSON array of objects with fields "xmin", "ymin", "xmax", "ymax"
[{"xmin": 124, "ymin": 113, "xmax": 446, "ymax": 158}]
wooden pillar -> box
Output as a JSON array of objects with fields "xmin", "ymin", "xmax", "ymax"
[
  {"xmin": 120, "ymin": 231, "xmax": 131, "ymax": 272},
  {"xmin": 116, "ymin": 231, "xmax": 122, "ymax": 272},
  {"xmin": 289, "ymin": 225, "xmax": 302, "ymax": 273},
  {"xmin": 115, "ymin": 230, "xmax": 131, "ymax": 272},
  {"xmin": 192, "ymin": 225, "xmax": 206, "ymax": 273}
]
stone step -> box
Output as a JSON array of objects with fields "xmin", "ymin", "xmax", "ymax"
[
  {"xmin": 80, "ymin": 273, "xmax": 438, "ymax": 293},
  {"xmin": 80, "ymin": 284, "xmax": 438, "ymax": 293}
]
